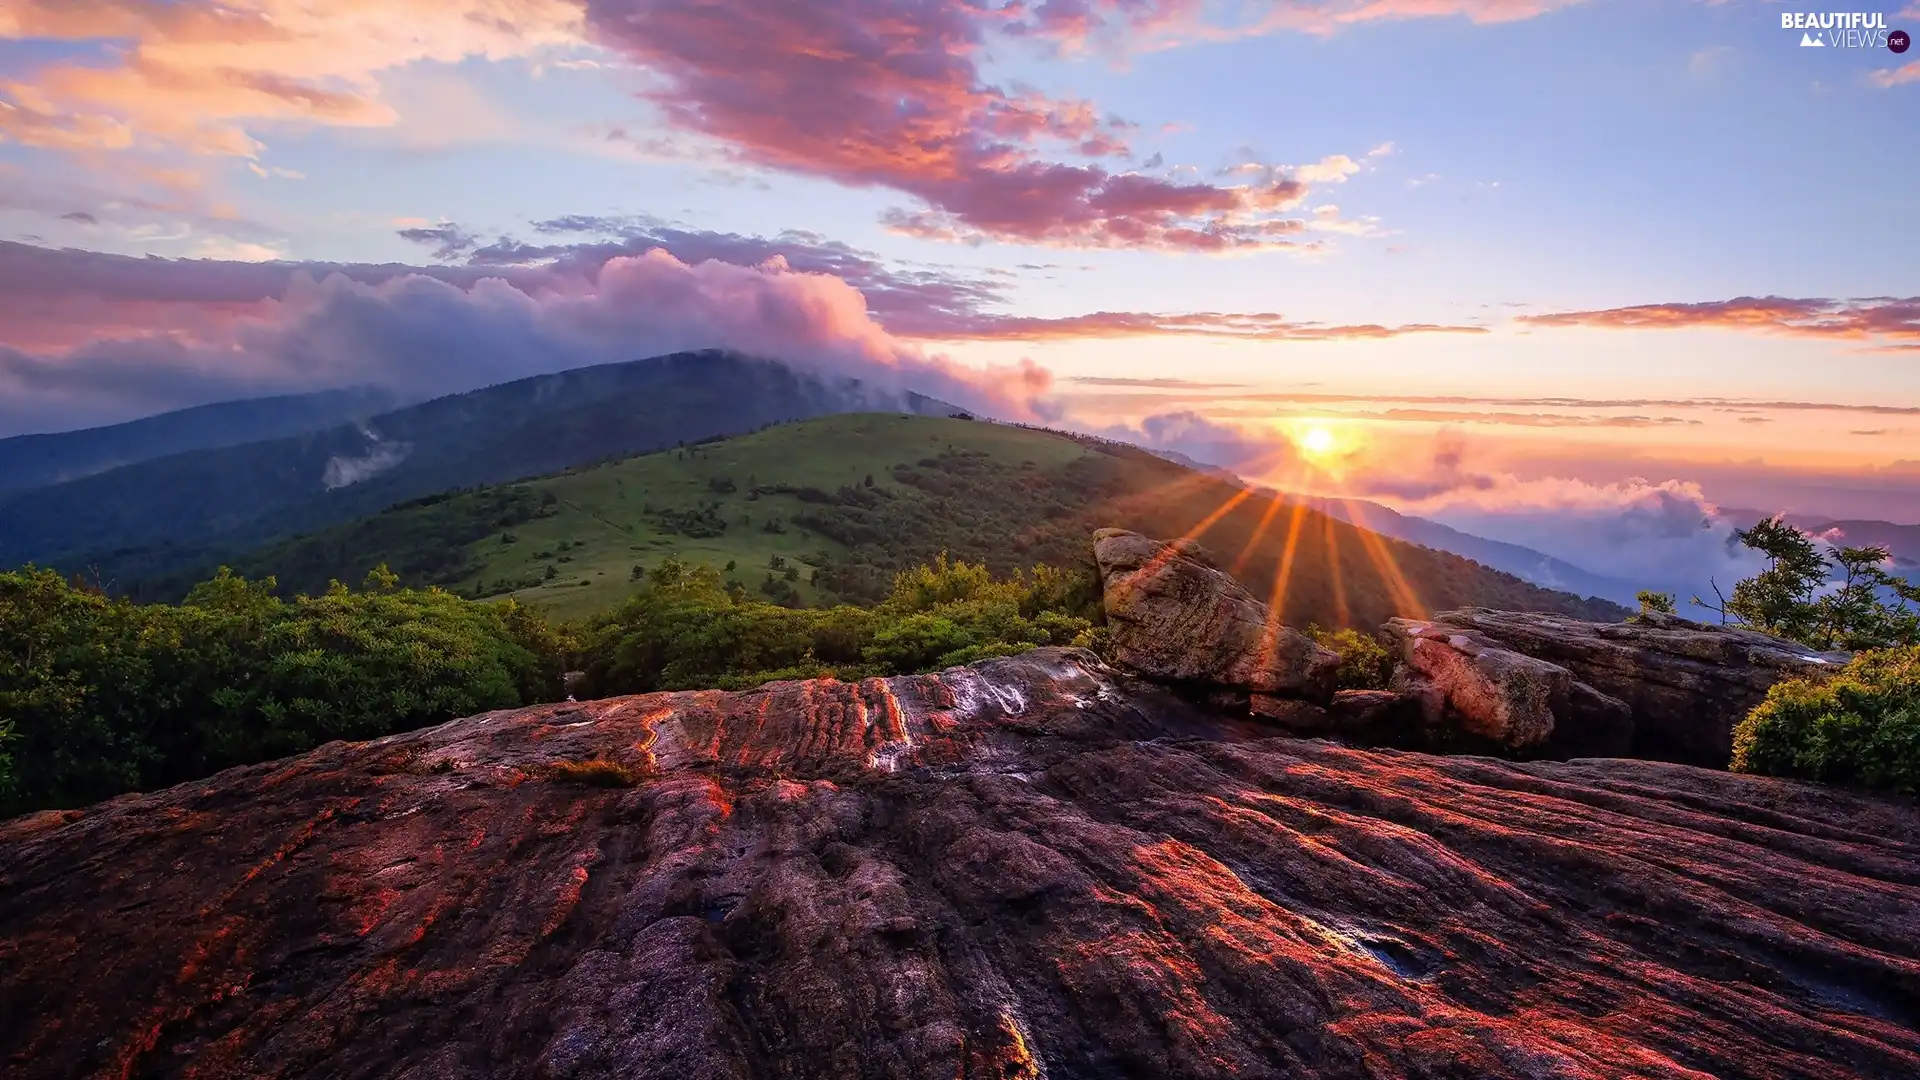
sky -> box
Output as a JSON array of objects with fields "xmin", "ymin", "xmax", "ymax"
[{"xmin": 1, "ymin": 0, "xmax": 1917, "ymax": 590}]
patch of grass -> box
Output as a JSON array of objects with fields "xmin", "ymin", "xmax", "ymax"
[{"xmin": 542, "ymin": 758, "xmax": 644, "ymax": 788}]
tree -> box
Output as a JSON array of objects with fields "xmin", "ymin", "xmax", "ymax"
[
  {"xmin": 1694, "ymin": 517, "xmax": 1920, "ymax": 649},
  {"xmin": 1634, "ymin": 590, "xmax": 1677, "ymax": 620}
]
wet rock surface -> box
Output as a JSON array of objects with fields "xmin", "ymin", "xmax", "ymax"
[
  {"xmin": 4, "ymin": 647, "xmax": 1919, "ymax": 1080},
  {"xmin": 1392, "ymin": 609, "xmax": 1850, "ymax": 766},
  {"xmin": 1094, "ymin": 527, "xmax": 1340, "ymax": 702}
]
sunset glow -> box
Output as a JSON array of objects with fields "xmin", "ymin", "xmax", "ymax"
[{"xmin": 0, "ymin": 0, "xmax": 1911, "ymax": 545}]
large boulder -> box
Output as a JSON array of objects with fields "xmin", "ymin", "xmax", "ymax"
[
  {"xmin": 1390, "ymin": 608, "xmax": 1848, "ymax": 766},
  {"xmin": 1385, "ymin": 617, "xmax": 1635, "ymax": 757},
  {"xmin": 1093, "ymin": 527, "xmax": 1339, "ymax": 703},
  {"xmin": 4, "ymin": 648, "xmax": 1919, "ymax": 1079}
]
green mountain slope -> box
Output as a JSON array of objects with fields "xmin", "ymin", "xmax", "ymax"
[
  {"xmin": 217, "ymin": 414, "xmax": 1629, "ymax": 627},
  {"xmin": 0, "ymin": 352, "xmax": 954, "ymax": 585},
  {"xmin": 0, "ymin": 386, "xmax": 398, "ymax": 495}
]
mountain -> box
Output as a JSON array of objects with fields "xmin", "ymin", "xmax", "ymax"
[
  {"xmin": 1143, "ymin": 451, "xmax": 1635, "ymax": 608},
  {"xmin": 214, "ymin": 412, "xmax": 1630, "ymax": 627},
  {"xmin": 5, "ymin": 650, "xmax": 1914, "ymax": 1079},
  {"xmin": 0, "ymin": 386, "xmax": 397, "ymax": 495},
  {"xmin": 0, "ymin": 351, "xmax": 954, "ymax": 586},
  {"xmin": 1302, "ymin": 496, "xmax": 1641, "ymax": 605}
]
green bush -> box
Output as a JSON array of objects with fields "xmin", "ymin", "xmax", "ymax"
[
  {"xmin": 0, "ymin": 553, "xmax": 1100, "ymax": 817},
  {"xmin": 1308, "ymin": 625, "xmax": 1394, "ymax": 691},
  {"xmin": 0, "ymin": 565, "xmax": 569, "ymax": 816},
  {"xmin": 573, "ymin": 554, "xmax": 1099, "ymax": 697},
  {"xmin": 1731, "ymin": 646, "xmax": 1920, "ymax": 795}
]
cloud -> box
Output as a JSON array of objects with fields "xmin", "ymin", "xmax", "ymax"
[
  {"xmin": 1066, "ymin": 376, "xmax": 1250, "ymax": 390},
  {"xmin": 577, "ymin": 0, "xmax": 1359, "ymax": 251},
  {"xmin": 1361, "ymin": 409, "xmax": 1701, "ymax": 428},
  {"xmin": 0, "ymin": 0, "xmax": 584, "ymax": 158},
  {"xmin": 1094, "ymin": 410, "xmax": 1303, "ymax": 475},
  {"xmin": 1326, "ymin": 431, "xmax": 1767, "ymax": 600},
  {"xmin": 1067, "ymin": 386, "xmax": 1920, "ymax": 420},
  {"xmin": 902, "ymin": 309, "xmax": 1487, "ymax": 342},
  {"xmin": 59, "ymin": 211, "xmax": 98, "ymax": 225},
  {"xmin": 1, "ymin": 0, "xmax": 1595, "ymax": 249},
  {"xmin": 1869, "ymin": 60, "xmax": 1920, "ymax": 88},
  {"xmin": 0, "ymin": 245, "xmax": 1056, "ymax": 435},
  {"xmin": 1519, "ymin": 295, "xmax": 1920, "ymax": 350},
  {"xmin": 397, "ymin": 224, "xmax": 481, "ymax": 261}
]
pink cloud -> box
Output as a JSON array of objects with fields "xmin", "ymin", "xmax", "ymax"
[
  {"xmin": 1869, "ymin": 60, "xmax": 1920, "ymax": 88},
  {"xmin": 0, "ymin": 0, "xmax": 581, "ymax": 157},
  {"xmin": 910, "ymin": 309, "xmax": 1486, "ymax": 341},
  {"xmin": 579, "ymin": 0, "xmax": 1325, "ymax": 250},
  {"xmin": 0, "ymin": 244, "xmax": 1054, "ymax": 434},
  {"xmin": 1519, "ymin": 295, "xmax": 1920, "ymax": 349}
]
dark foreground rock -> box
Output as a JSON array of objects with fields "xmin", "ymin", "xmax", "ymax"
[
  {"xmin": 1387, "ymin": 609, "xmax": 1850, "ymax": 766},
  {"xmin": 4, "ymin": 647, "xmax": 1919, "ymax": 1080}
]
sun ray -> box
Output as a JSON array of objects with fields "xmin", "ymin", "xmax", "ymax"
[
  {"xmin": 1257, "ymin": 500, "xmax": 1311, "ymax": 666},
  {"xmin": 1323, "ymin": 509, "xmax": 1350, "ymax": 628},
  {"xmin": 1337, "ymin": 498, "xmax": 1428, "ymax": 619},
  {"xmin": 1231, "ymin": 493, "xmax": 1288, "ymax": 578}
]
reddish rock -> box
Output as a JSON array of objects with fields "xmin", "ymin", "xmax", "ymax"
[
  {"xmin": 1417, "ymin": 608, "xmax": 1849, "ymax": 765},
  {"xmin": 1094, "ymin": 528, "xmax": 1339, "ymax": 702},
  {"xmin": 3, "ymin": 647, "xmax": 1918, "ymax": 1080},
  {"xmin": 1247, "ymin": 693, "xmax": 1331, "ymax": 730},
  {"xmin": 1388, "ymin": 610, "xmax": 1848, "ymax": 766},
  {"xmin": 1328, "ymin": 688, "xmax": 1420, "ymax": 734}
]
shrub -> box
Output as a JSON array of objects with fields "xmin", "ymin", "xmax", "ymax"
[
  {"xmin": 1731, "ymin": 646, "xmax": 1920, "ymax": 795},
  {"xmin": 1308, "ymin": 625, "xmax": 1394, "ymax": 691},
  {"xmin": 0, "ymin": 565, "xmax": 566, "ymax": 816},
  {"xmin": 1633, "ymin": 590, "xmax": 1677, "ymax": 620}
]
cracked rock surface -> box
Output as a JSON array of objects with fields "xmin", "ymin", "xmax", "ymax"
[{"xmin": 3, "ymin": 647, "xmax": 1918, "ymax": 1080}]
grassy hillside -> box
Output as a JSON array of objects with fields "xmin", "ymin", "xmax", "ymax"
[
  {"xmin": 0, "ymin": 351, "xmax": 952, "ymax": 586},
  {"xmin": 216, "ymin": 414, "xmax": 1628, "ymax": 628}
]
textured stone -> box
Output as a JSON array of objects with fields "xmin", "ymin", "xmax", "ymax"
[
  {"xmin": 4, "ymin": 647, "xmax": 1919, "ymax": 1080},
  {"xmin": 1382, "ymin": 617, "xmax": 1635, "ymax": 757},
  {"xmin": 1094, "ymin": 527, "xmax": 1339, "ymax": 702},
  {"xmin": 1401, "ymin": 609, "xmax": 1849, "ymax": 765},
  {"xmin": 1327, "ymin": 688, "xmax": 1421, "ymax": 734}
]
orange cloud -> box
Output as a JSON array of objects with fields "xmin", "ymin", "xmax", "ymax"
[
  {"xmin": 0, "ymin": 0, "xmax": 582, "ymax": 157},
  {"xmin": 907, "ymin": 310, "xmax": 1486, "ymax": 342},
  {"xmin": 1870, "ymin": 60, "xmax": 1920, "ymax": 88}
]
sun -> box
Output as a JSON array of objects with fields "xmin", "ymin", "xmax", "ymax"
[{"xmin": 1299, "ymin": 425, "xmax": 1336, "ymax": 457}]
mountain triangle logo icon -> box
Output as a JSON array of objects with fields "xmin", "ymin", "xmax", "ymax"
[{"xmin": 1800, "ymin": 31, "xmax": 1826, "ymax": 45}]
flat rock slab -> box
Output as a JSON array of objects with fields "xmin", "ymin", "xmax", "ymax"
[{"xmin": 3, "ymin": 648, "xmax": 1918, "ymax": 1080}]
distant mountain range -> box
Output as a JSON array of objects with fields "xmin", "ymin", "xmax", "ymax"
[
  {"xmin": 1145, "ymin": 449, "xmax": 1639, "ymax": 608},
  {"xmin": 1722, "ymin": 509, "xmax": 1920, "ymax": 568},
  {"xmin": 0, "ymin": 386, "xmax": 398, "ymax": 495},
  {"xmin": 0, "ymin": 351, "xmax": 956, "ymax": 587},
  {"xmin": 1300, "ymin": 497, "xmax": 1642, "ymax": 606}
]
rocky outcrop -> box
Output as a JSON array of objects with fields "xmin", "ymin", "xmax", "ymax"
[
  {"xmin": 4, "ymin": 647, "xmax": 1919, "ymax": 1080},
  {"xmin": 1093, "ymin": 528, "xmax": 1339, "ymax": 703},
  {"xmin": 1387, "ymin": 609, "xmax": 1847, "ymax": 766}
]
